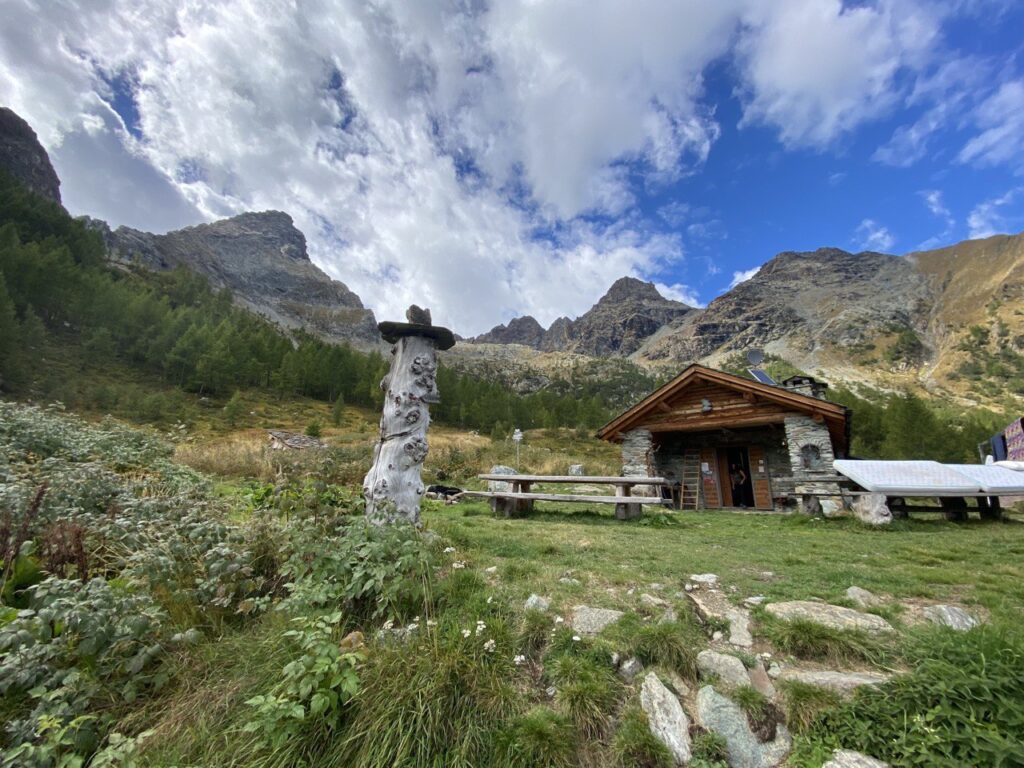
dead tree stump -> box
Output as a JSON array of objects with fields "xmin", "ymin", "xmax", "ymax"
[{"xmin": 363, "ymin": 307, "xmax": 454, "ymax": 526}]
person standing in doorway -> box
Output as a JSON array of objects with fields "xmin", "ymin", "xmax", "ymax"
[{"xmin": 730, "ymin": 464, "xmax": 748, "ymax": 508}]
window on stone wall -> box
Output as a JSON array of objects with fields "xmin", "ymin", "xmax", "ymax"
[{"xmin": 801, "ymin": 443, "xmax": 823, "ymax": 470}]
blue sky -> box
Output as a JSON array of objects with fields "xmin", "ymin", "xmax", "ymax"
[{"xmin": 1, "ymin": 0, "xmax": 1023, "ymax": 334}]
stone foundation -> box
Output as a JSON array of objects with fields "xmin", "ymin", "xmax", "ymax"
[{"xmin": 621, "ymin": 428, "xmax": 657, "ymax": 496}]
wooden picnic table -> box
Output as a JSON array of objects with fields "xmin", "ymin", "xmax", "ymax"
[{"xmin": 465, "ymin": 474, "xmax": 669, "ymax": 520}]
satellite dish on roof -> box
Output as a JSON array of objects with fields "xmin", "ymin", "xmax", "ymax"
[{"xmin": 746, "ymin": 349, "xmax": 765, "ymax": 366}]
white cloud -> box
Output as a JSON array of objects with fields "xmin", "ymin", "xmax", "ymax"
[
  {"xmin": 0, "ymin": 0, "xmax": 1011, "ymax": 336},
  {"xmin": 854, "ymin": 219, "xmax": 896, "ymax": 251},
  {"xmin": 656, "ymin": 282, "xmax": 704, "ymax": 308},
  {"xmin": 916, "ymin": 189, "xmax": 956, "ymax": 249},
  {"xmin": 735, "ymin": 0, "xmax": 940, "ymax": 147},
  {"xmin": 959, "ymin": 79, "xmax": 1024, "ymax": 172},
  {"xmin": 967, "ymin": 187, "xmax": 1024, "ymax": 239},
  {"xmin": 728, "ymin": 266, "xmax": 761, "ymax": 289}
]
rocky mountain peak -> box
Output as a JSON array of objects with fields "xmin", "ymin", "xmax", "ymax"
[
  {"xmin": 600, "ymin": 276, "xmax": 667, "ymax": 304},
  {"xmin": 0, "ymin": 107, "xmax": 62, "ymax": 204},
  {"xmin": 475, "ymin": 315, "xmax": 546, "ymax": 347}
]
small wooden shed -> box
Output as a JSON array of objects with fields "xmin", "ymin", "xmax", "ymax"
[{"xmin": 597, "ymin": 364, "xmax": 850, "ymax": 510}]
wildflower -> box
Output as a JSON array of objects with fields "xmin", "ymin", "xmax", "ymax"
[
  {"xmin": 476, "ymin": 620, "xmax": 486, "ymax": 635},
  {"xmin": 572, "ymin": 635, "xmax": 581, "ymax": 642},
  {"xmin": 554, "ymin": 616, "xmax": 564, "ymax": 624},
  {"xmin": 486, "ymin": 596, "xmax": 493, "ymax": 604},
  {"xmin": 443, "ymin": 546, "xmax": 456, "ymax": 553},
  {"xmin": 452, "ymin": 561, "xmax": 466, "ymax": 569},
  {"xmin": 483, "ymin": 639, "xmax": 496, "ymax": 653},
  {"xmin": 427, "ymin": 619, "xmax": 437, "ymax": 627},
  {"xmin": 462, "ymin": 628, "xmax": 471, "ymax": 638},
  {"xmin": 406, "ymin": 623, "xmax": 419, "ymax": 632},
  {"xmin": 382, "ymin": 619, "xmax": 394, "ymax": 630},
  {"xmin": 513, "ymin": 654, "xmax": 526, "ymax": 665}
]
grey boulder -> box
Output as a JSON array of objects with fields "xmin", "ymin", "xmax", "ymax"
[
  {"xmin": 696, "ymin": 686, "xmax": 791, "ymax": 768},
  {"xmin": 640, "ymin": 673, "xmax": 691, "ymax": 765},
  {"xmin": 571, "ymin": 605, "xmax": 624, "ymax": 636},
  {"xmin": 923, "ymin": 604, "xmax": 979, "ymax": 631},
  {"xmin": 697, "ymin": 650, "xmax": 750, "ymax": 688},
  {"xmin": 822, "ymin": 749, "xmax": 890, "ymax": 767}
]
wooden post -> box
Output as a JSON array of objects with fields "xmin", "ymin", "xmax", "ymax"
[
  {"xmin": 615, "ymin": 483, "xmax": 642, "ymax": 520},
  {"xmin": 363, "ymin": 307, "xmax": 454, "ymax": 526}
]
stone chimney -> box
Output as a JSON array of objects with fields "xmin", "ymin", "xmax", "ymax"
[{"xmin": 781, "ymin": 375, "xmax": 828, "ymax": 399}]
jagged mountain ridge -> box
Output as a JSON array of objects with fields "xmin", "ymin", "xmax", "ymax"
[
  {"xmin": 91, "ymin": 212, "xmax": 381, "ymax": 348},
  {"xmin": 0, "ymin": 105, "xmax": 381, "ymax": 348},
  {"xmin": 471, "ymin": 276, "xmax": 696, "ymax": 356}
]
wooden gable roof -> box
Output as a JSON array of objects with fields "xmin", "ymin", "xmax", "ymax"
[{"xmin": 597, "ymin": 364, "xmax": 849, "ymax": 451}]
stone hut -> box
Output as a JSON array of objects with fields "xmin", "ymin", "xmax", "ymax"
[{"xmin": 597, "ymin": 364, "xmax": 850, "ymax": 510}]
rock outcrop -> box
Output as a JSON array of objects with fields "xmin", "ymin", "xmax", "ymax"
[
  {"xmin": 94, "ymin": 212, "xmax": 381, "ymax": 347},
  {"xmin": 765, "ymin": 601, "xmax": 894, "ymax": 634},
  {"xmin": 0, "ymin": 107, "xmax": 62, "ymax": 204},
  {"xmin": 640, "ymin": 673, "xmax": 691, "ymax": 765},
  {"xmin": 474, "ymin": 315, "xmax": 546, "ymax": 347}
]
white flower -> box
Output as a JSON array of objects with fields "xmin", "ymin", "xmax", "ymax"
[
  {"xmin": 483, "ymin": 639, "xmax": 496, "ymax": 653},
  {"xmin": 427, "ymin": 619, "xmax": 437, "ymax": 627},
  {"xmin": 443, "ymin": 547, "xmax": 456, "ymax": 553},
  {"xmin": 462, "ymin": 628, "xmax": 471, "ymax": 638},
  {"xmin": 406, "ymin": 623, "xmax": 419, "ymax": 632},
  {"xmin": 554, "ymin": 616, "xmax": 564, "ymax": 624},
  {"xmin": 572, "ymin": 635, "xmax": 581, "ymax": 642},
  {"xmin": 475, "ymin": 621, "xmax": 487, "ymax": 636},
  {"xmin": 513, "ymin": 654, "xmax": 526, "ymax": 665},
  {"xmin": 452, "ymin": 562, "xmax": 466, "ymax": 569},
  {"xmin": 486, "ymin": 596, "xmax": 493, "ymax": 604},
  {"xmin": 382, "ymin": 619, "xmax": 394, "ymax": 630}
]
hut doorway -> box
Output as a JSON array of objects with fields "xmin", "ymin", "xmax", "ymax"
[{"xmin": 717, "ymin": 447, "xmax": 754, "ymax": 508}]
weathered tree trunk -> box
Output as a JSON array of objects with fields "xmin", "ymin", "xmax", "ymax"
[{"xmin": 363, "ymin": 335, "xmax": 439, "ymax": 525}]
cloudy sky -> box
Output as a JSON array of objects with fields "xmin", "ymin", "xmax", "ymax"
[{"xmin": 2, "ymin": 0, "xmax": 1023, "ymax": 334}]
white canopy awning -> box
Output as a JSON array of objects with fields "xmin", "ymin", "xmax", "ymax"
[{"xmin": 833, "ymin": 459, "xmax": 1024, "ymax": 496}]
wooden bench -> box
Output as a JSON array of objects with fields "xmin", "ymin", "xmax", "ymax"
[{"xmin": 461, "ymin": 474, "xmax": 669, "ymax": 520}]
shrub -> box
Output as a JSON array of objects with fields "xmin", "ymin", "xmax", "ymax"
[
  {"xmin": 280, "ymin": 519, "xmax": 435, "ymax": 624},
  {"xmin": 304, "ymin": 420, "xmax": 322, "ymax": 438},
  {"xmin": 791, "ymin": 625, "xmax": 1024, "ymax": 766},
  {"xmin": 611, "ymin": 705, "xmax": 673, "ymax": 768}
]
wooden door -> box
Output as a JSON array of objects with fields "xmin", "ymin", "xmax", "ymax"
[
  {"xmin": 716, "ymin": 449, "xmax": 733, "ymax": 507},
  {"xmin": 700, "ymin": 448, "xmax": 721, "ymax": 508},
  {"xmin": 749, "ymin": 445, "xmax": 773, "ymax": 510}
]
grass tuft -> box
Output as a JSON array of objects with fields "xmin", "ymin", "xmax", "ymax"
[
  {"xmin": 518, "ymin": 608, "xmax": 553, "ymax": 658},
  {"xmin": 730, "ymin": 685, "xmax": 778, "ymax": 741},
  {"xmin": 497, "ymin": 706, "xmax": 577, "ymax": 767},
  {"xmin": 756, "ymin": 615, "xmax": 883, "ymax": 665},
  {"xmin": 611, "ymin": 705, "xmax": 674, "ymax": 768},
  {"xmin": 546, "ymin": 653, "xmax": 621, "ymax": 738},
  {"xmin": 779, "ymin": 679, "xmax": 842, "ymax": 733},
  {"xmin": 690, "ymin": 730, "xmax": 730, "ymax": 767}
]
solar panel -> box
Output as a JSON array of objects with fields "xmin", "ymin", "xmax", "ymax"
[
  {"xmin": 833, "ymin": 460, "xmax": 981, "ymax": 496},
  {"xmin": 946, "ymin": 464, "xmax": 1024, "ymax": 494},
  {"xmin": 748, "ymin": 368, "xmax": 776, "ymax": 385}
]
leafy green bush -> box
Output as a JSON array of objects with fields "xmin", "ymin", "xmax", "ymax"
[
  {"xmin": 280, "ymin": 519, "xmax": 435, "ymax": 624},
  {"xmin": 791, "ymin": 625, "xmax": 1024, "ymax": 766}
]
